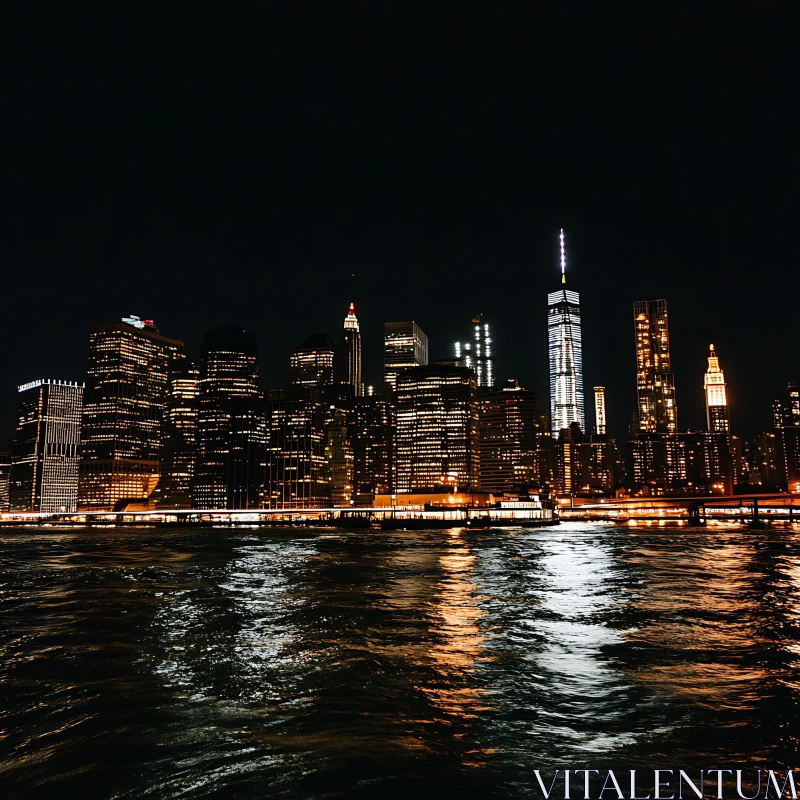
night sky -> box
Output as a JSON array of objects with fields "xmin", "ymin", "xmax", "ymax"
[{"xmin": 2, "ymin": 5, "xmax": 796, "ymax": 445}]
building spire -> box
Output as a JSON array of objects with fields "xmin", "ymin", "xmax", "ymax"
[
  {"xmin": 344, "ymin": 301, "xmax": 359, "ymax": 331},
  {"xmin": 560, "ymin": 228, "xmax": 566, "ymax": 284}
]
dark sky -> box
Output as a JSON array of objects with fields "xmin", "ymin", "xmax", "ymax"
[{"xmin": 2, "ymin": 4, "xmax": 797, "ymax": 445}]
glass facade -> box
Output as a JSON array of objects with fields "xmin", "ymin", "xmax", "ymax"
[
  {"xmin": 264, "ymin": 395, "xmax": 329, "ymax": 509},
  {"xmin": 395, "ymin": 364, "xmax": 479, "ymax": 493},
  {"xmin": 548, "ymin": 288, "xmax": 585, "ymax": 435},
  {"xmin": 626, "ymin": 433, "xmax": 687, "ymax": 496},
  {"xmin": 477, "ymin": 380, "xmax": 539, "ymax": 493},
  {"xmin": 773, "ymin": 382, "xmax": 800, "ymax": 493},
  {"xmin": 78, "ymin": 319, "xmax": 184, "ymax": 511},
  {"xmin": 383, "ymin": 321, "xmax": 429, "ymax": 392},
  {"xmin": 193, "ymin": 327, "xmax": 265, "ymax": 510},
  {"xmin": 634, "ymin": 299, "xmax": 678, "ymax": 434},
  {"xmin": 454, "ymin": 314, "xmax": 494, "ymax": 387},
  {"xmin": 10, "ymin": 380, "xmax": 83, "ymax": 512},
  {"xmin": 289, "ymin": 334, "xmax": 335, "ymax": 388},
  {"xmin": 152, "ymin": 361, "xmax": 199, "ymax": 508},
  {"xmin": 0, "ymin": 452, "xmax": 10, "ymax": 512},
  {"xmin": 349, "ymin": 397, "xmax": 394, "ymax": 504}
]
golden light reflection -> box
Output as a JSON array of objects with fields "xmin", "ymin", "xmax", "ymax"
[
  {"xmin": 420, "ymin": 528, "xmax": 494, "ymax": 767},
  {"xmin": 623, "ymin": 540, "xmax": 770, "ymax": 719}
]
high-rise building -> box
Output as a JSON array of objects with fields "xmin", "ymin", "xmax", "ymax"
[
  {"xmin": 454, "ymin": 314, "xmax": 494, "ymax": 387},
  {"xmin": 704, "ymin": 343, "xmax": 730, "ymax": 433},
  {"xmin": 678, "ymin": 431, "xmax": 733, "ymax": 495},
  {"xmin": 349, "ymin": 397, "xmax": 394, "ymax": 504},
  {"xmin": 548, "ymin": 229, "xmax": 585, "ymax": 435},
  {"xmin": 339, "ymin": 302, "xmax": 363, "ymax": 397},
  {"xmin": 152, "ymin": 362, "xmax": 199, "ymax": 509},
  {"xmin": 477, "ymin": 380, "xmax": 539, "ymax": 493},
  {"xmin": 594, "ymin": 386, "xmax": 607, "ymax": 436},
  {"xmin": 0, "ymin": 452, "xmax": 10, "ymax": 512},
  {"xmin": 264, "ymin": 393, "xmax": 329, "ymax": 508},
  {"xmin": 384, "ymin": 322, "xmax": 429, "ymax": 392},
  {"xmin": 193, "ymin": 327, "xmax": 265, "ymax": 509},
  {"xmin": 773, "ymin": 381, "xmax": 800, "ymax": 494},
  {"xmin": 324, "ymin": 406, "xmax": 353, "ymax": 506},
  {"xmin": 9, "ymin": 379, "xmax": 83, "ymax": 513},
  {"xmin": 78, "ymin": 316, "xmax": 184, "ymax": 511},
  {"xmin": 289, "ymin": 334, "xmax": 335, "ymax": 388},
  {"xmin": 626, "ymin": 433, "xmax": 687, "ymax": 496},
  {"xmin": 753, "ymin": 431, "xmax": 782, "ymax": 489},
  {"xmin": 554, "ymin": 423, "xmax": 615, "ymax": 498},
  {"xmin": 395, "ymin": 364, "xmax": 479, "ymax": 493},
  {"xmin": 634, "ymin": 299, "xmax": 678, "ymax": 434}
]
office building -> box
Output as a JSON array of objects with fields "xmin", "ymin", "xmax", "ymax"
[
  {"xmin": 289, "ymin": 334, "xmax": 335, "ymax": 388},
  {"xmin": 9, "ymin": 380, "xmax": 83, "ymax": 512},
  {"xmin": 753, "ymin": 431, "xmax": 782, "ymax": 489},
  {"xmin": 634, "ymin": 299, "xmax": 678, "ymax": 434},
  {"xmin": 773, "ymin": 381, "xmax": 800, "ymax": 493},
  {"xmin": 704, "ymin": 343, "xmax": 730, "ymax": 433},
  {"xmin": 454, "ymin": 313, "xmax": 494, "ymax": 387},
  {"xmin": 78, "ymin": 316, "xmax": 184, "ymax": 511},
  {"xmin": 555, "ymin": 423, "xmax": 615, "ymax": 498},
  {"xmin": 0, "ymin": 452, "xmax": 10, "ymax": 512},
  {"xmin": 349, "ymin": 396, "xmax": 394, "ymax": 504},
  {"xmin": 193, "ymin": 327, "xmax": 265, "ymax": 509},
  {"xmin": 678, "ymin": 431, "xmax": 733, "ymax": 495},
  {"xmin": 324, "ymin": 406, "xmax": 353, "ymax": 506},
  {"xmin": 594, "ymin": 386, "xmax": 607, "ymax": 436},
  {"xmin": 152, "ymin": 362, "xmax": 199, "ymax": 508},
  {"xmin": 395, "ymin": 364, "xmax": 479, "ymax": 493},
  {"xmin": 264, "ymin": 393, "xmax": 329, "ymax": 508},
  {"xmin": 477, "ymin": 380, "xmax": 539, "ymax": 493},
  {"xmin": 627, "ymin": 434, "xmax": 687, "ymax": 496},
  {"xmin": 384, "ymin": 321, "xmax": 429, "ymax": 392},
  {"xmin": 548, "ymin": 229, "xmax": 585, "ymax": 435}
]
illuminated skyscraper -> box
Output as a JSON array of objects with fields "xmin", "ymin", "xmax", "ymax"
[
  {"xmin": 10, "ymin": 379, "xmax": 83, "ymax": 512},
  {"xmin": 289, "ymin": 334, "xmax": 335, "ymax": 388},
  {"xmin": 193, "ymin": 327, "xmax": 265, "ymax": 509},
  {"xmin": 704, "ymin": 343, "xmax": 730, "ymax": 433},
  {"xmin": 626, "ymin": 433, "xmax": 687, "ymax": 496},
  {"xmin": 593, "ymin": 386, "xmax": 607, "ymax": 436},
  {"xmin": 773, "ymin": 381, "xmax": 800, "ymax": 494},
  {"xmin": 395, "ymin": 364, "xmax": 479, "ymax": 492},
  {"xmin": 264, "ymin": 393, "xmax": 329, "ymax": 508},
  {"xmin": 152, "ymin": 362, "xmax": 199, "ymax": 508},
  {"xmin": 349, "ymin": 396, "xmax": 394, "ymax": 504},
  {"xmin": 340, "ymin": 302, "xmax": 363, "ymax": 397},
  {"xmin": 477, "ymin": 380, "xmax": 539, "ymax": 493},
  {"xmin": 548, "ymin": 229, "xmax": 585, "ymax": 435},
  {"xmin": 78, "ymin": 316, "xmax": 184, "ymax": 511},
  {"xmin": 0, "ymin": 452, "xmax": 10, "ymax": 512},
  {"xmin": 324, "ymin": 406, "xmax": 353, "ymax": 506},
  {"xmin": 384, "ymin": 321, "xmax": 429, "ymax": 392},
  {"xmin": 634, "ymin": 299, "xmax": 678, "ymax": 434},
  {"xmin": 454, "ymin": 313, "xmax": 494, "ymax": 387}
]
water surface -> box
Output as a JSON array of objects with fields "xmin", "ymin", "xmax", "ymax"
[{"xmin": 2, "ymin": 523, "xmax": 799, "ymax": 798}]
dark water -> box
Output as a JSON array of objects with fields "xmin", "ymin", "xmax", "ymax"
[{"xmin": 2, "ymin": 523, "xmax": 800, "ymax": 798}]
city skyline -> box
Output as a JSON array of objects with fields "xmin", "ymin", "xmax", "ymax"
[
  {"xmin": 2, "ymin": 8, "xmax": 795, "ymax": 447},
  {"xmin": 2, "ymin": 276, "xmax": 786, "ymax": 447}
]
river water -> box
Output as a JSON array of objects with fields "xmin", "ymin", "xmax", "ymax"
[{"xmin": 1, "ymin": 523, "xmax": 799, "ymax": 798}]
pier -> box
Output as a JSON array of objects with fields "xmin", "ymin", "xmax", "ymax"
[
  {"xmin": 560, "ymin": 493, "xmax": 800, "ymax": 526},
  {"xmin": 0, "ymin": 500, "xmax": 555, "ymax": 529}
]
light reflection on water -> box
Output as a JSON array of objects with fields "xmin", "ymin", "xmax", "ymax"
[{"xmin": 2, "ymin": 524, "xmax": 800, "ymax": 798}]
